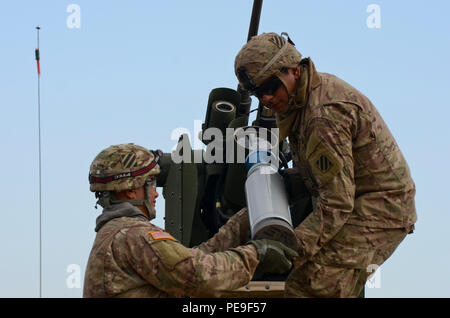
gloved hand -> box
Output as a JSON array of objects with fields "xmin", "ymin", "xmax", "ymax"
[{"xmin": 249, "ymin": 239, "xmax": 298, "ymax": 275}]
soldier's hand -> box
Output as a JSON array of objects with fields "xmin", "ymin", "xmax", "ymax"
[{"xmin": 249, "ymin": 239, "xmax": 298, "ymax": 275}]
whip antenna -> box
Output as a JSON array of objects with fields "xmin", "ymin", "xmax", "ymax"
[{"xmin": 35, "ymin": 25, "xmax": 42, "ymax": 298}]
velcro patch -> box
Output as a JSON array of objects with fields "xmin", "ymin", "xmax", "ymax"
[
  {"xmin": 121, "ymin": 153, "xmax": 137, "ymax": 169},
  {"xmin": 306, "ymin": 133, "xmax": 343, "ymax": 185},
  {"xmin": 268, "ymin": 35, "xmax": 286, "ymax": 48},
  {"xmin": 149, "ymin": 231, "xmax": 176, "ymax": 241},
  {"xmin": 315, "ymin": 154, "xmax": 333, "ymax": 173},
  {"xmin": 151, "ymin": 240, "xmax": 192, "ymax": 269}
]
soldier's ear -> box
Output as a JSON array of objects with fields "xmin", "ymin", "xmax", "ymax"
[
  {"xmin": 126, "ymin": 189, "xmax": 139, "ymax": 200},
  {"xmin": 116, "ymin": 189, "xmax": 138, "ymax": 200}
]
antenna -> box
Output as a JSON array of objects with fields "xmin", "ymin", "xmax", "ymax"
[{"xmin": 35, "ymin": 25, "xmax": 42, "ymax": 298}]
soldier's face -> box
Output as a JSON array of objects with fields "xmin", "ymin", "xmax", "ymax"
[
  {"xmin": 258, "ymin": 67, "xmax": 300, "ymax": 113},
  {"xmin": 140, "ymin": 180, "xmax": 158, "ymax": 209},
  {"xmin": 147, "ymin": 183, "xmax": 159, "ymax": 210}
]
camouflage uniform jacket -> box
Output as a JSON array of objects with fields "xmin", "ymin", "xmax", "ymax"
[
  {"xmin": 83, "ymin": 203, "xmax": 257, "ymax": 297},
  {"xmin": 287, "ymin": 62, "xmax": 417, "ymax": 261}
]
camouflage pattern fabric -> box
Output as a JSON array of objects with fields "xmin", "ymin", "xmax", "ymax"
[
  {"xmin": 196, "ymin": 208, "xmax": 251, "ymax": 253},
  {"xmin": 235, "ymin": 32, "xmax": 302, "ymax": 87},
  {"xmin": 234, "ymin": 32, "xmax": 417, "ymax": 297},
  {"xmin": 83, "ymin": 208, "xmax": 257, "ymax": 298},
  {"xmin": 89, "ymin": 143, "xmax": 160, "ymax": 192},
  {"xmin": 283, "ymin": 59, "xmax": 417, "ymax": 297},
  {"xmin": 285, "ymin": 225, "xmax": 411, "ymax": 297}
]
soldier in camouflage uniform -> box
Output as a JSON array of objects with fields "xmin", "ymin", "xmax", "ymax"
[
  {"xmin": 84, "ymin": 143, "xmax": 297, "ymax": 297},
  {"xmin": 234, "ymin": 32, "xmax": 417, "ymax": 297}
]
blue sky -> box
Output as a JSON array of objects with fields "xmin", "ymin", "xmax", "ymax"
[{"xmin": 0, "ymin": 0, "xmax": 449, "ymax": 297}]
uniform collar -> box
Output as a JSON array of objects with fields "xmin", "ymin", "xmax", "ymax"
[
  {"xmin": 276, "ymin": 58, "xmax": 321, "ymax": 140},
  {"xmin": 293, "ymin": 57, "xmax": 321, "ymax": 106},
  {"xmin": 95, "ymin": 202, "xmax": 148, "ymax": 232}
]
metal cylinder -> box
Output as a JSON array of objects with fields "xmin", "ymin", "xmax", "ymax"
[
  {"xmin": 202, "ymin": 88, "xmax": 240, "ymax": 145},
  {"xmin": 245, "ymin": 150, "xmax": 299, "ymax": 250},
  {"xmin": 209, "ymin": 100, "xmax": 236, "ymax": 135}
]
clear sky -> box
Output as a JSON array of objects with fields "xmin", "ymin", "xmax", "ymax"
[{"xmin": 1, "ymin": 0, "xmax": 449, "ymax": 298}]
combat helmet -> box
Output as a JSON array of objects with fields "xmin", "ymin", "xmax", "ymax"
[
  {"xmin": 89, "ymin": 143, "xmax": 161, "ymax": 218},
  {"xmin": 234, "ymin": 32, "xmax": 302, "ymax": 94}
]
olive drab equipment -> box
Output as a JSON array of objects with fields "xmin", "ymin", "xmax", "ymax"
[
  {"xmin": 116, "ymin": 1, "xmax": 314, "ymax": 295},
  {"xmin": 155, "ymin": 1, "xmax": 313, "ymax": 282}
]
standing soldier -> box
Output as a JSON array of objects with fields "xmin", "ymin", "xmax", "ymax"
[
  {"xmin": 84, "ymin": 143, "xmax": 296, "ymax": 297},
  {"xmin": 234, "ymin": 32, "xmax": 417, "ymax": 297}
]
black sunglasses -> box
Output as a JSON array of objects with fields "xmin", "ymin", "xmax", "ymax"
[{"xmin": 252, "ymin": 76, "xmax": 283, "ymax": 99}]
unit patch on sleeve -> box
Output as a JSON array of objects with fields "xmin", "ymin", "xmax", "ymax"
[
  {"xmin": 315, "ymin": 154, "xmax": 333, "ymax": 173},
  {"xmin": 306, "ymin": 132, "xmax": 343, "ymax": 185}
]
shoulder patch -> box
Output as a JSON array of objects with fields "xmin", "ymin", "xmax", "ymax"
[
  {"xmin": 306, "ymin": 133, "xmax": 343, "ymax": 185},
  {"xmin": 151, "ymin": 239, "xmax": 192, "ymax": 269},
  {"xmin": 149, "ymin": 231, "xmax": 176, "ymax": 241}
]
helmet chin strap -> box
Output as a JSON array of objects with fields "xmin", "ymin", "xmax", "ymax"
[
  {"xmin": 98, "ymin": 181, "xmax": 156, "ymax": 220},
  {"xmin": 143, "ymin": 179, "xmax": 156, "ymax": 220}
]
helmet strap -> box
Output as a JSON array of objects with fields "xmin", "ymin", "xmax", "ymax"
[
  {"xmin": 111, "ymin": 182, "xmax": 156, "ymax": 220},
  {"xmin": 95, "ymin": 182, "xmax": 156, "ymax": 220},
  {"xmin": 253, "ymin": 32, "xmax": 290, "ymax": 84},
  {"xmin": 95, "ymin": 191, "xmax": 113, "ymax": 209}
]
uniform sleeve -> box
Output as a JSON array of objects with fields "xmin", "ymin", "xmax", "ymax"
[
  {"xmin": 185, "ymin": 244, "xmax": 258, "ymax": 297},
  {"xmin": 294, "ymin": 113, "xmax": 356, "ymax": 261},
  {"xmin": 196, "ymin": 208, "xmax": 250, "ymax": 253},
  {"xmin": 125, "ymin": 228, "xmax": 258, "ymax": 297}
]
